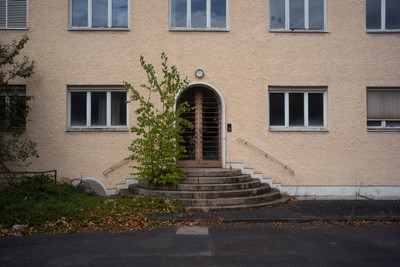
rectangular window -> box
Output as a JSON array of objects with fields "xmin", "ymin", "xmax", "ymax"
[
  {"xmin": 0, "ymin": 0, "xmax": 27, "ymax": 29},
  {"xmin": 270, "ymin": 0, "xmax": 326, "ymax": 31},
  {"xmin": 367, "ymin": 0, "xmax": 400, "ymax": 31},
  {"xmin": 170, "ymin": 0, "xmax": 228, "ymax": 30},
  {"xmin": 70, "ymin": 0, "xmax": 128, "ymax": 29},
  {"xmin": 68, "ymin": 88, "xmax": 128, "ymax": 130},
  {"xmin": 269, "ymin": 88, "xmax": 327, "ymax": 130},
  {"xmin": 0, "ymin": 86, "xmax": 27, "ymax": 130},
  {"xmin": 367, "ymin": 88, "xmax": 400, "ymax": 130}
]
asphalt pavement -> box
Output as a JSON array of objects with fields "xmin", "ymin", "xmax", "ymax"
[
  {"xmin": 1, "ymin": 200, "xmax": 400, "ymax": 267},
  {"xmin": 154, "ymin": 199, "xmax": 400, "ymax": 223},
  {"xmin": 1, "ymin": 223, "xmax": 400, "ymax": 266}
]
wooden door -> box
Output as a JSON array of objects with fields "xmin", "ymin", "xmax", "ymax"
[{"xmin": 178, "ymin": 88, "xmax": 221, "ymax": 168}]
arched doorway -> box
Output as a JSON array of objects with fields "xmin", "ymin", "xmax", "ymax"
[{"xmin": 177, "ymin": 86, "xmax": 222, "ymax": 168}]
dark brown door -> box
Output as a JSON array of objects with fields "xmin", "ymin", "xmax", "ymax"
[{"xmin": 178, "ymin": 88, "xmax": 221, "ymax": 168}]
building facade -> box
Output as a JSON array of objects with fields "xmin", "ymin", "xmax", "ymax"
[{"xmin": 1, "ymin": 0, "xmax": 400, "ymax": 198}]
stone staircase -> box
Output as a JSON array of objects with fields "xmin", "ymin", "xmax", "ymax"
[{"xmin": 127, "ymin": 168, "xmax": 282, "ymax": 211}]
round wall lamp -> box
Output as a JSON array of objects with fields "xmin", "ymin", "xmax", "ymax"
[{"xmin": 195, "ymin": 69, "xmax": 204, "ymax": 78}]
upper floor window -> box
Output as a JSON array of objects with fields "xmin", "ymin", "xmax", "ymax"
[
  {"xmin": 0, "ymin": 0, "xmax": 27, "ymax": 29},
  {"xmin": 269, "ymin": 88, "xmax": 327, "ymax": 131},
  {"xmin": 68, "ymin": 87, "xmax": 128, "ymax": 131},
  {"xmin": 270, "ymin": 0, "xmax": 326, "ymax": 31},
  {"xmin": 170, "ymin": 0, "xmax": 228, "ymax": 30},
  {"xmin": 69, "ymin": 0, "xmax": 128, "ymax": 30},
  {"xmin": 367, "ymin": 0, "xmax": 400, "ymax": 32},
  {"xmin": 367, "ymin": 88, "xmax": 400, "ymax": 131}
]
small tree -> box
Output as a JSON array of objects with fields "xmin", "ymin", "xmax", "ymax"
[
  {"xmin": 124, "ymin": 53, "xmax": 192, "ymax": 185},
  {"xmin": 0, "ymin": 35, "xmax": 38, "ymax": 172}
]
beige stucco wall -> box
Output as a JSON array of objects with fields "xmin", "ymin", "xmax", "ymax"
[{"xmin": 2, "ymin": 0, "xmax": 399, "ymax": 189}]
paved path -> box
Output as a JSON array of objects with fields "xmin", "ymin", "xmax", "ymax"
[{"xmin": 1, "ymin": 224, "xmax": 399, "ymax": 267}]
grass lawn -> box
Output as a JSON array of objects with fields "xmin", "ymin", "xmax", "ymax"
[{"xmin": 0, "ymin": 175, "xmax": 184, "ymax": 236}]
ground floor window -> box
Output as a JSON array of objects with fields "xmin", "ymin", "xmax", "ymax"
[
  {"xmin": 367, "ymin": 88, "xmax": 400, "ymax": 130},
  {"xmin": 269, "ymin": 88, "xmax": 327, "ymax": 130},
  {"xmin": 0, "ymin": 86, "xmax": 28, "ymax": 130},
  {"xmin": 68, "ymin": 87, "xmax": 127, "ymax": 130}
]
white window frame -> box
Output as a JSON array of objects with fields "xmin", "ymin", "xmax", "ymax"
[
  {"xmin": 269, "ymin": 0, "xmax": 327, "ymax": 32},
  {"xmin": 69, "ymin": 0, "xmax": 130, "ymax": 30},
  {"xmin": 367, "ymin": 0, "xmax": 400, "ymax": 32},
  {"xmin": 169, "ymin": 0, "xmax": 229, "ymax": 31},
  {"xmin": 269, "ymin": 88, "xmax": 327, "ymax": 131},
  {"xmin": 0, "ymin": 0, "xmax": 28, "ymax": 30},
  {"xmin": 67, "ymin": 87, "xmax": 128, "ymax": 131},
  {"xmin": 367, "ymin": 88, "xmax": 400, "ymax": 131}
]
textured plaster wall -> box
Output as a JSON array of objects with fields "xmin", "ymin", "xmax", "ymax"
[{"xmin": 1, "ymin": 0, "xmax": 399, "ymax": 188}]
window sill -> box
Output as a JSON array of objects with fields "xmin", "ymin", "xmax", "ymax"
[
  {"xmin": 169, "ymin": 28, "xmax": 229, "ymax": 32},
  {"xmin": 68, "ymin": 27, "xmax": 130, "ymax": 31},
  {"xmin": 0, "ymin": 28, "xmax": 28, "ymax": 30},
  {"xmin": 269, "ymin": 29, "xmax": 328, "ymax": 33},
  {"xmin": 367, "ymin": 128, "xmax": 400, "ymax": 132},
  {"xmin": 367, "ymin": 30, "xmax": 400, "ymax": 33},
  {"xmin": 269, "ymin": 127, "xmax": 328, "ymax": 132},
  {"xmin": 67, "ymin": 127, "xmax": 129, "ymax": 132}
]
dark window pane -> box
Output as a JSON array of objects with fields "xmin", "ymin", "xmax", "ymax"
[
  {"xmin": 270, "ymin": 93, "xmax": 285, "ymax": 126},
  {"xmin": 112, "ymin": 0, "xmax": 128, "ymax": 27},
  {"xmin": 111, "ymin": 92, "xmax": 127, "ymax": 126},
  {"xmin": 192, "ymin": 0, "xmax": 207, "ymax": 28},
  {"xmin": 72, "ymin": 0, "xmax": 88, "ymax": 27},
  {"xmin": 309, "ymin": 0, "xmax": 324, "ymax": 30},
  {"xmin": 366, "ymin": 0, "xmax": 381, "ymax": 29},
  {"xmin": 289, "ymin": 0, "xmax": 305, "ymax": 29},
  {"xmin": 270, "ymin": 0, "xmax": 286, "ymax": 29},
  {"xmin": 171, "ymin": 0, "xmax": 187, "ymax": 27},
  {"xmin": 92, "ymin": 0, "xmax": 108, "ymax": 27},
  {"xmin": 386, "ymin": 0, "xmax": 400, "ymax": 29},
  {"xmin": 367, "ymin": 120, "xmax": 382, "ymax": 127},
  {"xmin": 91, "ymin": 92, "xmax": 107, "ymax": 126},
  {"xmin": 289, "ymin": 93, "xmax": 304, "ymax": 126},
  {"xmin": 211, "ymin": 0, "xmax": 226, "ymax": 28},
  {"xmin": 386, "ymin": 121, "xmax": 400, "ymax": 127},
  {"xmin": 71, "ymin": 92, "xmax": 87, "ymax": 126},
  {"xmin": 308, "ymin": 93, "xmax": 324, "ymax": 126}
]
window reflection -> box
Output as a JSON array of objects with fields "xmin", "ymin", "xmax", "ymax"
[
  {"xmin": 171, "ymin": 0, "xmax": 187, "ymax": 27},
  {"xmin": 171, "ymin": 0, "xmax": 227, "ymax": 29},
  {"xmin": 112, "ymin": 0, "xmax": 128, "ymax": 27},
  {"xmin": 191, "ymin": 0, "xmax": 207, "ymax": 28},
  {"xmin": 386, "ymin": 0, "xmax": 400, "ymax": 29},
  {"xmin": 92, "ymin": 0, "xmax": 108, "ymax": 27},
  {"xmin": 289, "ymin": 0, "xmax": 305, "ymax": 29},
  {"xmin": 72, "ymin": 0, "xmax": 88, "ymax": 27},
  {"xmin": 309, "ymin": 0, "xmax": 324, "ymax": 30},
  {"xmin": 211, "ymin": 0, "xmax": 226, "ymax": 28},
  {"xmin": 366, "ymin": 0, "xmax": 381, "ymax": 29},
  {"xmin": 270, "ymin": 0, "xmax": 285, "ymax": 29}
]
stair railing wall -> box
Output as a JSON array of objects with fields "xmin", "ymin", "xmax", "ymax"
[{"xmin": 237, "ymin": 137, "xmax": 295, "ymax": 174}]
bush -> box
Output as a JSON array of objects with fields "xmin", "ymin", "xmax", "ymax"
[
  {"xmin": 0, "ymin": 175, "xmax": 184, "ymax": 234},
  {"xmin": 124, "ymin": 53, "xmax": 192, "ymax": 185}
]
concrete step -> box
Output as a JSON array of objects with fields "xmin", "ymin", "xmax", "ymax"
[
  {"xmin": 184, "ymin": 168, "xmax": 242, "ymax": 177},
  {"xmin": 179, "ymin": 189, "xmax": 281, "ymax": 207},
  {"xmin": 180, "ymin": 174, "xmax": 252, "ymax": 184},
  {"xmin": 185, "ymin": 195, "xmax": 289, "ymax": 212},
  {"xmin": 125, "ymin": 168, "xmax": 282, "ymax": 211},
  {"xmin": 134, "ymin": 179, "xmax": 262, "ymax": 191},
  {"xmin": 129, "ymin": 185, "xmax": 270, "ymax": 199}
]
